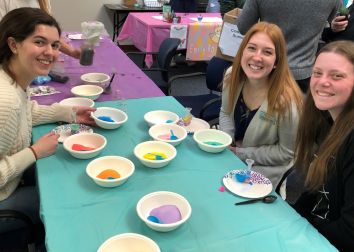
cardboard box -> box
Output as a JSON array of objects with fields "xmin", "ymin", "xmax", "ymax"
[
  {"xmin": 216, "ymin": 8, "xmax": 243, "ymax": 62},
  {"xmin": 124, "ymin": 0, "xmax": 137, "ymax": 6}
]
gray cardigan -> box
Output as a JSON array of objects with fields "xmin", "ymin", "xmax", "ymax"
[
  {"xmin": 236, "ymin": 0, "xmax": 340, "ymax": 80},
  {"xmin": 220, "ymin": 70, "xmax": 300, "ymax": 187}
]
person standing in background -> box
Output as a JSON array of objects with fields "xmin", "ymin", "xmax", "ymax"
[
  {"xmin": 0, "ymin": 0, "xmax": 81, "ymax": 59},
  {"xmin": 322, "ymin": 0, "xmax": 354, "ymax": 42},
  {"xmin": 170, "ymin": 0, "xmax": 197, "ymax": 13},
  {"xmin": 236, "ymin": 0, "xmax": 340, "ymax": 93}
]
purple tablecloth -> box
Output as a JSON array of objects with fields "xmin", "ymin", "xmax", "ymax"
[{"xmin": 31, "ymin": 36, "xmax": 164, "ymax": 105}]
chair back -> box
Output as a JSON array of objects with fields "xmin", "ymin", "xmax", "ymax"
[
  {"xmin": 157, "ymin": 38, "xmax": 181, "ymax": 81},
  {"xmin": 205, "ymin": 57, "xmax": 232, "ymax": 92}
]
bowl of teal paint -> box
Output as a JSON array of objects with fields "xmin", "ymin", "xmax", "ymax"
[
  {"xmin": 91, "ymin": 107, "xmax": 128, "ymax": 129},
  {"xmin": 193, "ymin": 129, "xmax": 232, "ymax": 153}
]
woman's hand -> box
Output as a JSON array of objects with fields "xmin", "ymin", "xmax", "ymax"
[
  {"xmin": 31, "ymin": 132, "xmax": 60, "ymax": 159},
  {"xmin": 331, "ymin": 15, "xmax": 348, "ymax": 32},
  {"xmin": 74, "ymin": 106, "xmax": 97, "ymax": 126},
  {"xmin": 229, "ymin": 145, "xmax": 237, "ymax": 154}
]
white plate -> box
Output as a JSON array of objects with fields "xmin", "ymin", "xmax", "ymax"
[
  {"xmin": 181, "ymin": 118, "xmax": 210, "ymax": 134},
  {"xmin": 223, "ymin": 170, "xmax": 273, "ymax": 199},
  {"xmin": 66, "ymin": 34, "xmax": 103, "ymax": 40},
  {"xmin": 67, "ymin": 34, "xmax": 84, "ymax": 40},
  {"xmin": 52, "ymin": 124, "xmax": 93, "ymax": 143}
]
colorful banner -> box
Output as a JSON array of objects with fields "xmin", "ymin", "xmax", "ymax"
[{"xmin": 186, "ymin": 22, "xmax": 222, "ymax": 61}]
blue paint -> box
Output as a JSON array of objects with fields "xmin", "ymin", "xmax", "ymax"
[
  {"xmin": 97, "ymin": 116, "xmax": 115, "ymax": 122},
  {"xmin": 147, "ymin": 215, "xmax": 161, "ymax": 223},
  {"xmin": 203, "ymin": 141, "xmax": 223, "ymax": 146}
]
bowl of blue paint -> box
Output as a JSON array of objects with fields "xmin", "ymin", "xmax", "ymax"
[
  {"xmin": 91, "ymin": 107, "xmax": 128, "ymax": 129},
  {"xmin": 193, "ymin": 129, "xmax": 232, "ymax": 153}
]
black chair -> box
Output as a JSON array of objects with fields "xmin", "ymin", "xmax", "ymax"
[
  {"xmin": 0, "ymin": 210, "xmax": 37, "ymax": 252},
  {"xmin": 126, "ymin": 38, "xmax": 181, "ymax": 94},
  {"xmin": 168, "ymin": 56, "xmax": 232, "ymax": 126}
]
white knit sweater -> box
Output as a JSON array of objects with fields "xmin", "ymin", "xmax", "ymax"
[{"xmin": 0, "ymin": 69, "xmax": 72, "ymax": 201}]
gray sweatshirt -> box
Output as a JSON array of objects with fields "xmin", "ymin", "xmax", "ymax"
[{"xmin": 237, "ymin": 0, "xmax": 340, "ymax": 80}]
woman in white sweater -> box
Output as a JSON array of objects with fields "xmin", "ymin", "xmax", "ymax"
[
  {"xmin": 220, "ymin": 22, "xmax": 303, "ymax": 187},
  {"xmin": 0, "ymin": 8, "xmax": 95, "ymax": 228}
]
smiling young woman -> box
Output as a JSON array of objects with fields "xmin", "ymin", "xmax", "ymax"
[
  {"xmin": 293, "ymin": 40, "xmax": 354, "ymax": 251},
  {"xmin": 0, "ymin": 8, "xmax": 95, "ymax": 236},
  {"xmin": 219, "ymin": 22, "xmax": 303, "ymax": 188}
]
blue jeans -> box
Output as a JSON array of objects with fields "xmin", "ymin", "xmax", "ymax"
[{"xmin": 0, "ymin": 166, "xmax": 40, "ymax": 233}]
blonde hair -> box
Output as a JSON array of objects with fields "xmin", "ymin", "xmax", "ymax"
[
  {"xmin": 295, "ymin": 40, "xmax": 354, "ymax": 192},
  {"xmin": 38, "ymin": 0, "xmax": 51, "ymax": 14},
  {"xmin": 223, "ymin": 22, "xmax": 303, "ymax": 117}
]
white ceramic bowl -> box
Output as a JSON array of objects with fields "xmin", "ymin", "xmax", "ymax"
[
  {"xmin": 97, "ymin": 233, "xmax": 160, "ymax": 252},
  {"xmin": 86, "ymin": 156, "xmax": 135, "ymax": 187},
  {"xmin": 144, "ymin": 110, "xmax": 179, "ymax": 127},
  {"xmin": 91, "ymin": 107, "xmax": 128, "ymax": 130},
  {"xmin": 59, "ymin": 97, "xmax": 95, "ymax": 107},
  {"xmin": 193, "ymin": 129, "xmax": 232, "ymax": 153},
  {"xmin": 80, "ymin": 72, "xmax": 110, "ymax": 88},
  {"xmin": 149, "ymin": 124, "xmax": 187, "ymax": 146},
  {"xmin": 71, "ymin": 85, "xmax": 103, "ymax": 100},
  {"xmin": 63, "ymin": 133, "xmax": 107, "ymax": 159},
  {"xmin": 136, "ymin": 191, "xmax": 192, "ymax": 232},
  {"xmin": 134, "ymin": 141, "xmax": 176, "ymax": 168}
]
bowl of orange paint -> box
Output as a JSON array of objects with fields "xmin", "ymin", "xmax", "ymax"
[{"xmin": 86, "ymin": 156, "xmax": 135, "ymax": 187}]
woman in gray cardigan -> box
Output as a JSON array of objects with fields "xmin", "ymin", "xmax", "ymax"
[{"xmin": 220, "ymin": 22, "xmax": 303, "ymax": 188}]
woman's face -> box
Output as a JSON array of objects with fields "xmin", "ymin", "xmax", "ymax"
[
  {"xmin": 10, "ymin": 24, "xmax": 60, "ymax": 80},
  {"xmin": 310, "ymin": 52, "xmax": 354, "ymax": 120},
  {"xmin": 241, "ymin": 32, "xmax": 276, "ymax": 83}
]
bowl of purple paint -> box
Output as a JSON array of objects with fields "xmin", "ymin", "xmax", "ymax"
[
  {"xmin": 91, "ymin": 107, "xmax": 128, "ymax": 129},
  {"xmin": 136, "ymin": 191, "xmax": 192, "ymax": 232}
]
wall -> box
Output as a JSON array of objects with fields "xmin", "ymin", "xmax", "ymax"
[{"xmin": 51, "ymin": 0, "xmax": 123, "ymax": 38}]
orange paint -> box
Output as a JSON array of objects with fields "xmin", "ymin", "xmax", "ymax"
[{"xmin": 97, "ymin": 169, "xmax": 121, "ymax": 179}]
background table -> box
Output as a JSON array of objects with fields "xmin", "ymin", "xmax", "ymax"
[
  {"xmin": 104, "ymin": 4, "xmax": 162, "ymax": 41},
  {"xmin": 33, "ymin": 96, "xmax": 337, "ymax": 252},
  {"xmin": 31, "ymin": 36, "xmax": 164, "ymax": 105},
  {"xmin": 117, "ymin": 12, "xmax": 222, "ymax": 67}
]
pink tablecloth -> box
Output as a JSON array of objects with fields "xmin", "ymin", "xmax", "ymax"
[
  {"xmin": 118, "ymin": 12, "xmax": 222, "ymax": 67},
  {"xmin": 31, "ymin": 36, "xmax": 164, "ymax": 105}
]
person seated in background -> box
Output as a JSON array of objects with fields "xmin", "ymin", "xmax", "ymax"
[
  {"xmin": 322, "ymin": 1, "xmax": 354, "ymax": 42},
  {"xmin": 170, "ymin": 0, "xmax": 197, "ymax": 13},
  {"xmin": 219, "ymin": 22, "xmax": 303, "ymax": 188},
  {"xmin": 0, "ymin": 0, "xmax": 81, "ymax": 59},
  {"xmin": 219, "ymin": 0, "xmax": 245, "ymax": 16},
  {"xmin": 293, "ymin": 40, "xmax": 354, "ymax": 251},
  {"xmin": 0, "ymin": 7, "xmax": 95, "ymax": 233},
  {"xmin": 236, "ymin": 0, "xmax": 340, "ymax": 93},
  {"xmin": 206, "ymin": 0, "xmax": 220, "ymax": 13}
]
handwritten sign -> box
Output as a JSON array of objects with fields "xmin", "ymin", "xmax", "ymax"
[
  {"xmin": 218, "ymin": 22, "xmax": 244, "ymax": 57},
  {"xmin": 170, "ymin": 25, "xmax": 188, "ymax": 49}
]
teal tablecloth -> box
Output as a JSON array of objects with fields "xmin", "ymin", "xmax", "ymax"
[{"xmin": 32, "ymin": 96, "xmax": 337, "ymax": 252}]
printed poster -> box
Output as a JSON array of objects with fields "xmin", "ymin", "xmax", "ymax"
[{"xmin": 186, "ymin": 22, "xmax": 222, "ymax": 61}]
